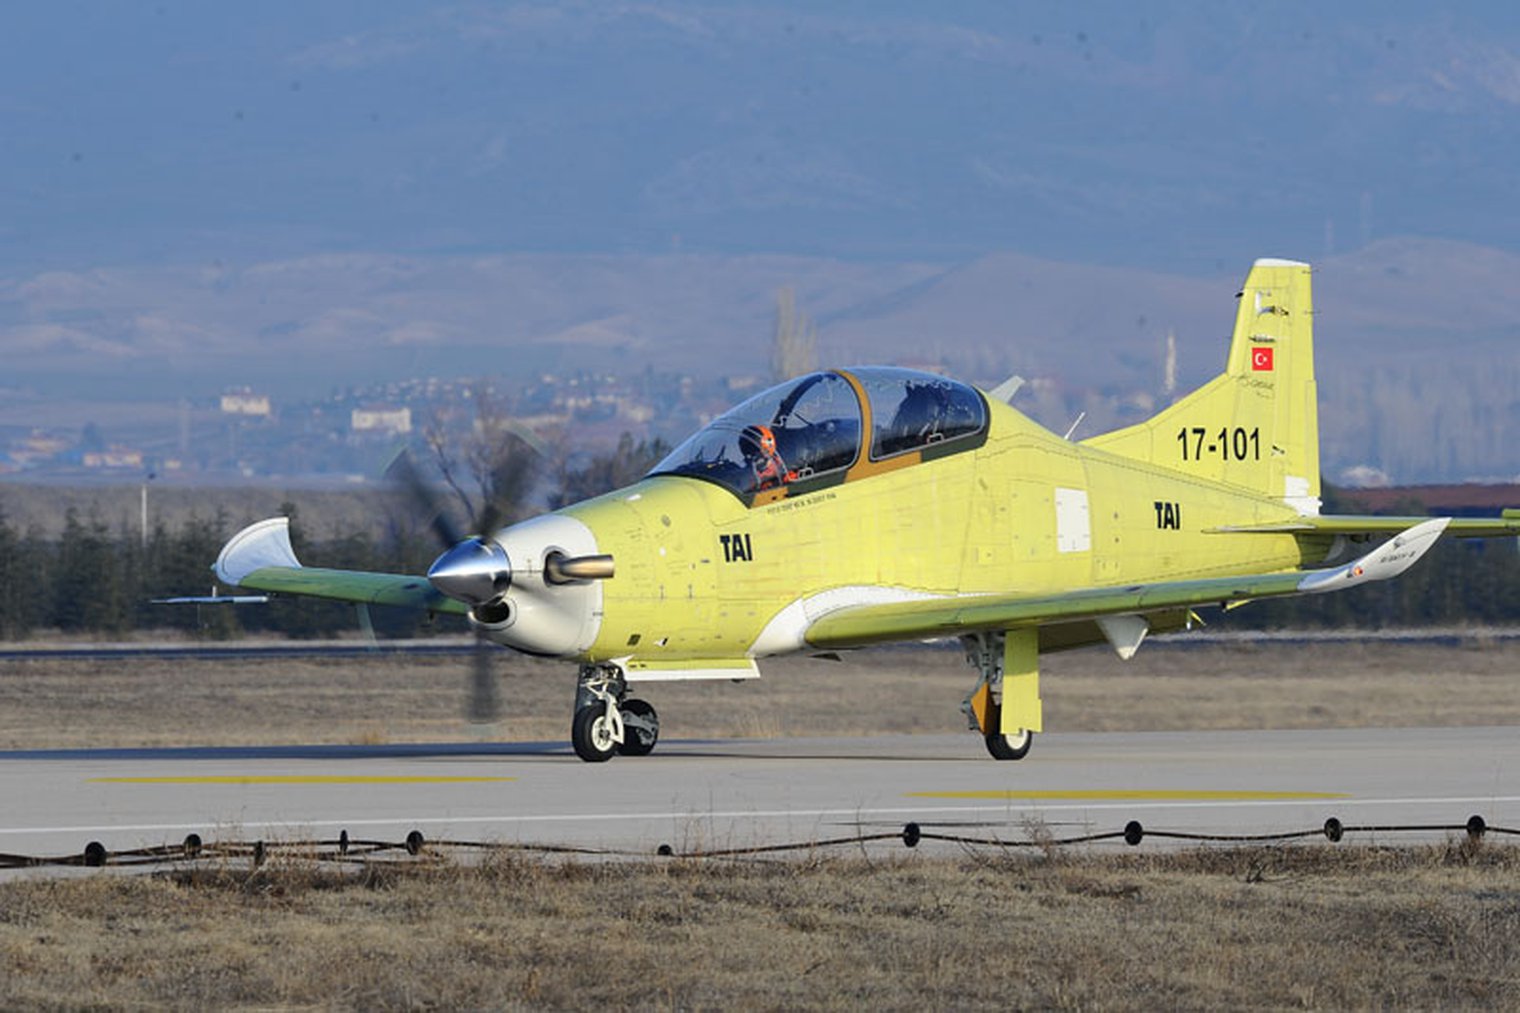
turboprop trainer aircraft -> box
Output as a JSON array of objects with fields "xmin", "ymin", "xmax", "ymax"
[{"xmin": 211, "ymin": 259, "xmax": 1520, "ymax": 761}]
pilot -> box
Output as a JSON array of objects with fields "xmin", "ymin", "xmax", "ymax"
[{"xmin": 740, "ymin": 423, "xmax": 796, "ymax": 491}]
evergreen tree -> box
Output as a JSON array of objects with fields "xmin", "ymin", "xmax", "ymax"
[{"xmin": 0, "ymin": 508, "xmax": 25, "ymax": 638}]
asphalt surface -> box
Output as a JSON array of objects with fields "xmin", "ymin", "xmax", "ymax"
[{"xmin": 2, "ymin": 727, "xmax": 1516, "ymax": 867}]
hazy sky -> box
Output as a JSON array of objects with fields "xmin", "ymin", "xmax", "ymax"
[{"xmin": 6, "ymin": 2, "xmax": 1520, "ymax": 274}]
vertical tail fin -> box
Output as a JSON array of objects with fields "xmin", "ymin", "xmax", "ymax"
[{"xmin": 1084, "ymin": 259, "xmax": 1321, "ymax": 514}]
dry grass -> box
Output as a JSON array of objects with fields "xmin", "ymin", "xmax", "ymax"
[
  {"xmin": 0, "ymin": 638, "xmax": 1516, "ymax": 749},
  {"xmin": 1, "ymin": 842, "xmax": 1517, "ymax": 1009},
  {"xmin": 4, "ymin": 637, "xmax": 1517, "ymax": 1007}
]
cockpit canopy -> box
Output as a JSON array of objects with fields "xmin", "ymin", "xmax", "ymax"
[{"xmin": 649, "ymin": 367, "xmax": 988, "ymax": 502}]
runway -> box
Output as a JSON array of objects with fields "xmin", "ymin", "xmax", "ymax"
[{"xmin": 2, "ymin": 727, "xmax": 1517, "ymax": 866}]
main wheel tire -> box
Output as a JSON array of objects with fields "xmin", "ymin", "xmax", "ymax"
[
  {"xmin": 985, "ymin": 727, "xmax": 1033, "ymax": 761},
  {"xmin": 572, "ymin": 706, "xmax": 618, "ymax": 763},
  {"xmin": 617, "ymin": 698, "xmax": 659, "ymax": 757}
]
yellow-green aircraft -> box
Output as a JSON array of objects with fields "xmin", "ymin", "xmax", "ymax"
[{"xmin": 212, "ymin": 259, "xmax": 1519, "ymax": 762}]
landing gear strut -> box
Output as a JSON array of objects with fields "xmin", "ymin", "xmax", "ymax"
[
  {"xmin": 618, "ymin": 697, "xmax": 660, "ymax": 757},
  {"xmin": 570, "ymin": 665, "xmax": 660, "ymax": 762},
  {"xmin": 961, "ymin": 630, "xmax": 1041, "ymax": 761}
]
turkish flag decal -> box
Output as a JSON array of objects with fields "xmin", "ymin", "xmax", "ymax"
[{"xmin": 1251, "ymin": 346, "xmax": 1274, "ymax": 371}]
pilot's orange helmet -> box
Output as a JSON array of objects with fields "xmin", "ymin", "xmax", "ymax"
[{"xmin": 742, "ymin": 423, "xmax": 778, "ymax": 458}]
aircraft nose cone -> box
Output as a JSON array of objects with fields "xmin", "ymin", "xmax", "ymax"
[{"xmin": 427, "ymin": 537, "xmax": 512, "ymax": 605}]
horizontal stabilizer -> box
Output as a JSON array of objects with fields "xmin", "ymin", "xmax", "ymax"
[{"xmin": 1212, "ymin": 510, "xmax": 1519, "ymax": 539}]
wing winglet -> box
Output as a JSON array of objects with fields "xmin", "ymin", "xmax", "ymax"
[
  {"xmin": 214, "ymin": 517, "xmax": 301, "ymax": 585},
  {"xmin": 1297, "ymin": 517, "xmax": 1450, "ymax": 594}
]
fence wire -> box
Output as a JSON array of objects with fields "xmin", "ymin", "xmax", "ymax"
[{"xmin": 1, "ymin": 815, "xmax": 1514, "ymax": 870}]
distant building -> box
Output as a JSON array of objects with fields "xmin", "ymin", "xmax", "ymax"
[
  {"xmin": 620, "ymin": 401, "xmax": 655, "ymax": 424},
  {"xmin": 725, "ymin": 375, "xmax": 765, "ymax": 394},
  {"xmin": 221, "ymin": 389, "xmax": 272, "ymax": 417},
  {"xmin": 513, "ymin": 412, "xmax": 571, "ymax": 430},
  {"xmin": 8, "ymin": 430, "xmax": 71, "ymax": 468},
  {"xmin": 82, "ymin": 448, "xmax": 145, "ymax": 469},
  {"xmin": 22, "ymin": 431, "xmax": 71, "ymax": 456},
  {"xmin": 351, "ymin": 405, "xmax": 412, "ymax": 436}
]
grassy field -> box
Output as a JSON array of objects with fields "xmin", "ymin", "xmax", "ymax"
[
  {"xmin": 1, "ymin": 844, "xmax": 1517, "ymax": 1008},
  {"xmin": 2, "ymin": 636, "xmax": 1518, "ymax": 1008},
  {"xmin": 0, "ymin": 637, "xmax": 1516, "ymax": 749}
]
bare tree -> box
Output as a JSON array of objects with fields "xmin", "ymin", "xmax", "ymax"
[
  {"xmin": 422, "ymin": 385, "xmax": 542, "ymax": 534},
  {"xmin": 772, "ymin": 286, "xmax": 818, "ymax": 381},
  {"xmin": 548, "ymin": 432, "xmax": 672, "ymax": 509}
]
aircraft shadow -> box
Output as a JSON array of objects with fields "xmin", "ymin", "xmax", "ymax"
[
  {"xmin": 649, "ymin": 746, "xmax": 976, "ymax": 763},
  {"xmin": 0, "ymin": 739, "xmax": 978, "ymax": 764},
  {"xmin": 0, "ymin": 741, "xmax": 571, "ymax": 762}
]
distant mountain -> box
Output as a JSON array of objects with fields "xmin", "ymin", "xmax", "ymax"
[
  {"xmin": 5, "ymin": 4, "xmax": 1520, "ymax": 273},
  {"xmin": 6, "ymin": 4, "xmax": 1520, "ymax": 483},
  {"xmin": 3, "ymin": 237, "xmax": 1517, "ymax": 484},
  {"xmin": 0, "ymin": 252, "xmax": 939, "ymax": 399}
]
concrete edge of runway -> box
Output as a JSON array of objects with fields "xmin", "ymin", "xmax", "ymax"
[{"xmin": 2, "ymin": 728, "xmax": 1516, "ymax": 873}]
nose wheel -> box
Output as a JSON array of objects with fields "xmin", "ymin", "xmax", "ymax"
[
  {"xmin": 571, "ymin": 704, "xmax": 620, "ymax": 762},
  {"xmin": 570, "ymin": 666, "xmax": 659, "ymax": 762}
]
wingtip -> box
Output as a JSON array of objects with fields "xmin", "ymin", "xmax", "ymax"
[
  {"xmin": 1298, "ymin": 517, "xmax": 1450, "ymax": 594},
  {"xmin": 214, "ymin": 517, "xmax": 301, "ymax": 585}
]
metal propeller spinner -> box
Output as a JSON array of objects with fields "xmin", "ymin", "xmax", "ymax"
[{"xmin": 426, "ymin": 536, "xmax": 512, "ymax": 606}]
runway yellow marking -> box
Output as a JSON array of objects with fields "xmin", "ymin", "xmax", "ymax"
[
  {"xmin": 907, "ymin": 789, "xmax": 1349, "ymax": 801},
  {"xmin": 90, "ymin": 775, "xmax": 516, "ymax": 785}
]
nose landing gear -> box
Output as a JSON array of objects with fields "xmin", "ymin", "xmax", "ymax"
[{"xmin": 570, "ymin": 665, "xmax": 660, "ymax": 762}]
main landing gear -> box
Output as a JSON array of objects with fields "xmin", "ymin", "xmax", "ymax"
[
  {"xmin": 985, "ymin": 726, "xmax": 1033, "ymax": 761},
  {"xmin": 961, "ymin": 629, "xmax": 1042, "ymax": 761},
  {"xmin": 570, "ymin": 664, "xmax": 660, "ymax": 763}
]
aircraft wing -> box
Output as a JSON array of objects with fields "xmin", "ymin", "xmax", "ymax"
[
  {"xmin": 805, "ymin": 518, "xmax": 1450, "ymax": 650},
  {"xmin": 228, "ymin": 565, "xmax": 466, "ymax": 614},
  {"xmin": 212, "ymin": 517, "xmax": 467, "ymax": 615},
  {"xmin": 1210, "ymin": 509, "xmax": 1519, "ymax": 539}
]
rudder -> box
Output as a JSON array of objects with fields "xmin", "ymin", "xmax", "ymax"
[{"xmin": 1083, "ymin": 259, "xmax": 1320, "ymax": 514}]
